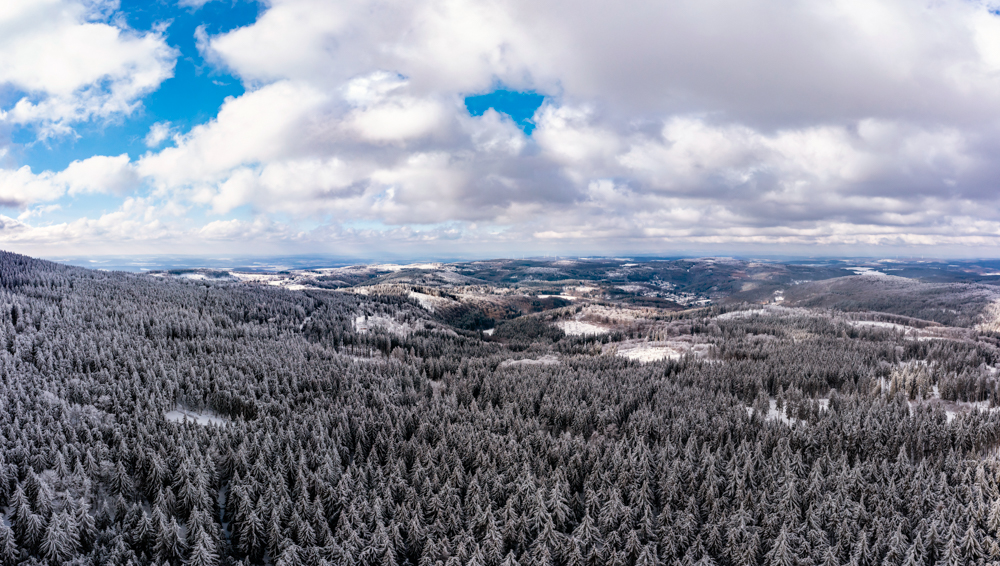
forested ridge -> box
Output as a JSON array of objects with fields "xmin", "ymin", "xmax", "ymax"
[{"xmin": 2, "ymin": 251, "xmax": 1000, "ymax": 565}]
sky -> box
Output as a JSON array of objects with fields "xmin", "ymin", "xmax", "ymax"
[{"xmin": 4, "ymin": 0, "xmax": 1000, "ymax": 260}]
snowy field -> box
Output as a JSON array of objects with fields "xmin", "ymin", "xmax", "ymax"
[
  {"xmin": 557, "ymin": 320, "xmax": 609, "ymax": 335},
  {"xmin": 408, "ymin": 291, "xmax": 452, "ymax": 311},
  {"xmin": 164, "ymin": 409, "xmax": 228, "ymax": 426},
  {"xmin": 500, "ymin": 355, "xmax": 561, "ymax": 367},
  {"xmin": 617, "ymin": 345, "xmax": 684, "ymax": 362},
  {"xmin": 354, "ymin": 314, "xmax": 415, "ymax": 336}
]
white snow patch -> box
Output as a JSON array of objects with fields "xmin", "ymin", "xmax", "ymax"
[
  {"xmin": 715, "ymin": 305, "xmax": 809, "ymax": 320},
  {"xmin": 767, "ymin": 399, "xmax": 801, "ymax": 426},
  {"xmin": 618, "ymin": 345, "xmax": 683, "ymax": 362},
  {"xmin": 231, "ymin": 272, "xmax": 283, "ymax": 283},
  {"xmin": 165, "ymin": 409, "xmax": 228, "ymax": 427},
  {"xmin": 354, "ymin": 314, "xmax": 414, "ymax": 336},
  {"xmin": 370, "ymin": 262, "xmax": 444, "ymax": 272},
  {"xmin": 499, "ymin": 355, "xmax": 560, "ymax": 367},
  {"xmin": 557, "ymin": 320, "xmax": 608, "ymax": 335},
  {"xmin": 847, "ymin": 267, "xmax": 891, "ymax": 277},
  {"xmin": 851, "ymin": 320, "xmax": 908, "ymax": 331},
  {"xmin": 408, "ymin": 291, "xmax": 450, "ymax": 312}
]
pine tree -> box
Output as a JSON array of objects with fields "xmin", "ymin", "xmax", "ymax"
[
  {"xmin": 901, "ymin": 541, "xmax": 922, "ymax": 566},
  {"xmin": 154, "ymin": 516, "xmax": 188, "ymax": 564},
  {"xmin": 275, "ymin": 541, "xmax": 305, "ymax": 566},
  {"xmin": 501, "ymin": 551, "xmax": 521, "ymax": 566},
  {"xmin": 187, "ymin": 529, "xmax": 220, "ymax": 566},
  {"xmin": 636, "ymin": 543, "xmax": 661, "ymax": 566},
  {"xmin": 959, "ymin": 522, "xmax": 984, "ymax": 562},
  {"xmin": 764, "ymin": 526, "xmax": 795, "ymax": 566},
  {"xmin": 935, "ymin": 531, "xmax": 961, "ymax": 566},
  {"xmin": 238, "ymin": 506, "xmax": 266, "ymax": 561},
  {"xmin": 882, "ymin": 525, "xmax": 908, "ymax": 566},
  {"xmin": 73, "ymin": 498, "xmax": 95, "ymax": 552},
  {"xmin": 820, "ymin": 546, "xmax": 840, "ymax": 566},
  {"xmin": 0, "ymin": 523, "xmax": 19, "ymax": 566},
  {"xmin": 39, "ymin": 510, "xmax": 79, "ymax": 565},
  {"xmin": 546, "ymin": 481, "xmax": 571, "ymax": 530}
]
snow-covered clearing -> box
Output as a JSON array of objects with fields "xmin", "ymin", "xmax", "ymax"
[
  {"xmin": 745, "ymin": 398, "xmax": 830, "ymax": 427},
  {"xmin": 165, "ymin": 409, "xmax": 228, "ymax": 426},
  {"xmin": 977, "ymin": 298, "xmax": 1000, "ymax": 333},
  {"xmin": 557, "ymin": 320, "xmax": 608, "ymax": 335},
  {"xmin": 715, "ymin": 305, "xmax": 809, "ymax": 320},
  {"xmin": 618, "ymin": 345, "xmax": 683, "ymax": 362},
  {"xmin": 846, "ymin": 267, "xmax": 893, "ymax": 278},
  {"xmin": 408, "ymin": 291, "xmax": 451, "ymax": 312},
  {"xmin": 370, "ymin": 262, "xmax": 444, "ymax": 272},
  {"xmin": 908, "ymin": 396, "xmax": 999, "ymax": 423},
  {"xmin": 354, "ymin": 315, "xmax": 414, "ymax": 336},
  {"xmin": 500, "ymin": 355, "xmax": 560, "ymax": 367},
  {"xmin": 614, "ymin": 340, "xmax": 712, "ymax": 363},
  {"xmin": 851, "ymin": 320, "xmax": 909, "ymax": 331},
  {"xmin": 231, "ymin": 272, "xmax": 283, "ymax": 283}
]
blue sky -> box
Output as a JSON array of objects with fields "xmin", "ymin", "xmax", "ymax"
[
  {"xmin": 10, "ymin": 1, "xmax": 256, "ymax": 173},
  {"xmin": 2, "ymin": 0, "xmax": 1000, "ymax": 258}
]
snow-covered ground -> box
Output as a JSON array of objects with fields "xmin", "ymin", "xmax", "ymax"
[
  {"xmin": 618, "ymin": 345, "xmax": 684, "ymax": 362},
  {"xmin": 354, "ymin": 314, "xmax": 415, "ymax": 336},
  {"xmin": 745, "ymin": 397, "xmax": 831, "ymax": 427},
  {"xmin": 500, "ymin": 355, "xmax": 560, "ymax": 367},
  {"xmin": 557, "ymin": 320, "xmax": 608, "ymax": 335},
  {"xmin": 715, "ymin": 305, "xmax": 809, "ymax": 320},
  {"xmin": 165, "ymin": 409, "xmax": 228, "ymax": 426},
  {"xmin": 369, "ymin": 263, "xmax": 444, "ymax": 272},
  {"xmin": 408, "ymin": 291, "xmax": 451, "ymax": 312},
  {"xmin": 846, "ymin": 267, "xmax": 893, "ymax": 278},
  {"xmin": 851, "ymin": 320, "xmax": 909, "ymax": 331}
]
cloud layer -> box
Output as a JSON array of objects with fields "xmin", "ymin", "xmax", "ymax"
[{"xmin": 3, "ymin": 0, "xmax": 1000, "ymax": 256}]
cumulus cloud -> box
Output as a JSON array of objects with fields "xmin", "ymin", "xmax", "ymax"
[
  {"xmin": 0, "ymin": 0, "xmax": 175, "ymax": 137},
  {"xmin": 0, "ymin": 167, "xmax": 64, "ymax": 208},
  {"xmin": 9, "ymin": 0, "xmax": 1000, "ymax": 255},
  {"xmin": 0, "ymin": 154, "xmax": 140, "ymax": 208},
  {"xmin": 144, "ymin": 122, "xmax": 175, "ymax": 148}
]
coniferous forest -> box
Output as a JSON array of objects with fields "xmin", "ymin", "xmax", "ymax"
[{"xmin": 4, "ymin": 250, "xmax": 1000, "ymax": 566}]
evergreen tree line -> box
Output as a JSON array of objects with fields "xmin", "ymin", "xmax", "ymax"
[{"xmin": 0, "ymin": 251, "xmax": 999, "ymax": 565}]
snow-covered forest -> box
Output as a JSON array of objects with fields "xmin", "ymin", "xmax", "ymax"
[{"xmin": 2, "ymin": 250, "xmax": 1000, "ymax": 565}]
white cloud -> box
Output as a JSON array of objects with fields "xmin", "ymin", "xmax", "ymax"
[
  {"xmin": 0, "ymin": 0, "xmax": 175, "ymax": 136},
  {"xmin": 144, "ymin": 122, "xmax": 175, "ymax": 148},
  {"xmin": 12, "ymin": 0, "xmax": 1000, "ymax": 255},
  {"xmin": 0, "ymin": 167, "xmax": 63, "ymax": 207},
  {"xmin": 58, "ymin": 154, "xmax": 140, "ymax": 196},
  {"xmin": 138, "ymin": 81, "xmax": 331, "ymax": 189},
  {"xmin": 0, "ymin": 154, "xmax": 139, "ymax": 208}
]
